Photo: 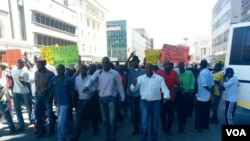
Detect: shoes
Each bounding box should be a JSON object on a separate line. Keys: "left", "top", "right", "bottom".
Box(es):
{"left": 165, "top": 129, "right": 173, "bottom": 136}
{"left": 16, "top": 126, "right": 25, "bottom": 132}
{"left": 210, "top": 118, "right": 219, "bottom": 124}
{"left": 191, "top": 129, "right": 201, "bottom": 133}
{"left": 36, "top": 131, "right": 46, "bottom": 139}
{"left": 93, "top": 130, "right": 99, "bottom": 136}
{"left": 8, "top": 129, "right": 16, "bottom": 134}
{"left": 178, "top": 126, "right": 184, "bottom": 134}
{"left": 48, "top": 131, "right": 55, "bottom": 137}
{"left": 131, "top": 130, "right": 139, "bottom": 136}
{"left": 35, "top": 129, "right": 46, "bottom": 135}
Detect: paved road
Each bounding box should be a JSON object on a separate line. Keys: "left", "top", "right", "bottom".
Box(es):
{"left": 1, "top": 99, "right": 250, "bottom": 141}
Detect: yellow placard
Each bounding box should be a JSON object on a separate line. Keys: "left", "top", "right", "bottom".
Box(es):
{"left": 39, "top": 46, "right": 54, "bottom": 65}
{"left": 145, "top": 49, "right": 161, "bottom": 65}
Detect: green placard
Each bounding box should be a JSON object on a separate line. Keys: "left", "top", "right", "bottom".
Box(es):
{"left": 52, "top": 45, "right": 78, "bottom": 66}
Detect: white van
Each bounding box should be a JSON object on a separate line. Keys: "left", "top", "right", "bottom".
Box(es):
{"left": 224, "top": 22, "right": 250, "bottom": 110}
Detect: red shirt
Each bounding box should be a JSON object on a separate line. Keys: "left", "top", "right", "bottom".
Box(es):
{"left": 119, "top": 73, "right": 126, "bottom": 89}
{"left": 157, "top": 69, "right": 179, "bottom": 101}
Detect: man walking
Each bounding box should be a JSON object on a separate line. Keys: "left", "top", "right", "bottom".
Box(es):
{"left": 83, "top": 57, "right": 125, "bottom": 141}
{"left": 131, "top": 63, "right": 170, "bottom": 141}
{"left": 11, "top": 58, "right": 32, "bottom": 131}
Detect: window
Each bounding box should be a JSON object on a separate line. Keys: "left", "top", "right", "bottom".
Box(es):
{"left": 80, "top": 0, "right": 82, "bottom": 6}
{"left": 18, "top": 5, "right": 26, "bottom": 40}
{"left": 45, "top": 17, "right": 50, "bottom": 26}
{"left": 50, "top": 19, "right": 54, "bottom": 27}
{"left": 87, "top": 19, "right": 90, "bottom": 27}
{"left": 64, "top": 0, "right": 68, "bottom": 6}
{"left": 58, "top": 22, "right": 62, "bottom": 29}
{"left": 37, "top": 35, "right": 42, "bottom": 45}
{"left": 41, "top": 15, "right": 45, "bottom": 24}
{"left": 230, "top": 26, "right": 250, "bottom": 65}
{"left": 35, "top": 13, "right": 40, "bottom": 23}
{"left": 48, "top": 37, "right": 51, "bottom": 45}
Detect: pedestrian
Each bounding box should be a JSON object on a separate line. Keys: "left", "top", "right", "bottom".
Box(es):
{"left": 131, "top": 63, "right": 170, "bottom": 141}
{"left": 48, "top": 64, "right": 74, "bottom": 141}
{"left": 0, "top": 84, "right": 15, "bottom": 134}
{"left": 193, "top": 59, "right": 214, "bottom": 132}
{"left": 210, "top": 62, "right": 224, "bottom": 124}
{"left": 34, "top": 57, "right": 56, "bottom": 138}
{"left": 65, "top": 65, "right": 76, "bottom": 134}
{"left": 188, "top": 63, "right": 200, "bottom": 117}
{"left": 11, "top": 58, "right": 32, "bottom": 131}
{"left": 68, "top": 64, "right": 99, "bottom": 141}
{"left": 176, "top": 61, "right": 195, "bottom": 133}
{"left": 83, "top": 57, "right": 125, "bottom": 141}
{"left": 156, "top": 60, "right": 179, "bottom": 135}
{"left": 125, "top": 53, "right": 145, "bottom": 135}
{"left": 223, "top": 67, "right": 239, "bottom": 125}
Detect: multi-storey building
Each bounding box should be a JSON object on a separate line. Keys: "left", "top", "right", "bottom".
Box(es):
{"left": 68, "top": 0, "right": 108, "bottom": 63}
{"left": 188, "top": 36, "right": 212, "bottom": 64}
{"left": 0, "top": 0, "right": 78, "bottom": 59}
{"left": 241, "top": 0, "right": 250, "bottom": 22}
{"left": 212, "top": 0, "right": 241, "bottom": 62}
{"left": 0, "top": 0, "right": 108, "bottom": 63}
{"left": 134, "top": 28, "right": 153, "bottom": 50}
{"left": 106, "top": 20, "right": 149, "bottom": 62}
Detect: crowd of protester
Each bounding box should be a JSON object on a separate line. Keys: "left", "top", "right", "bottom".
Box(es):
{"left": 0, "top": 52, "right": 239, "bottom": 141}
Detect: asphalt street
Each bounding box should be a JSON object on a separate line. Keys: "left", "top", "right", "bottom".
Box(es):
{"left": 1, "top": 99, "right": 250, "bottom": 141}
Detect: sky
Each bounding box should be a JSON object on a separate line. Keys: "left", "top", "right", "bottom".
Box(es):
{"left": 97, "top": 0, "right": 218, "bottom": 48}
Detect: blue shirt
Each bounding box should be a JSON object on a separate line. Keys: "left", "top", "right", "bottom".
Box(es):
{"left": 49, "top": 75, "right": 73, "bottom": 105}
{"left": 126, "top": 68, "right": 145, "bottom": 97}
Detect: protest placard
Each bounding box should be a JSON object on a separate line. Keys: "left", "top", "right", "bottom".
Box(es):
{"left": 1, "top": 49, "right": 22, "bottom": 66}
{"left": 52, "top": 45, "right": 79, "bottom": 66}
{"left": 145, "top": 49, "right": 161, "bottom": 65}
{"left": 160, "top": 44, "right": 189, "bottom": 64}
{"left": 39, "top": 46, "right": 54, "bottom": 65}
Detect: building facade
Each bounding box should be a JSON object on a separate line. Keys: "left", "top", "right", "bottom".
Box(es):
{"left": 106, "top": 20, "right": 148, "bottom": 62}
{"left": 212, "top": 0, "right": 241, "bottom": 62}
{"left": 188, "top": 36, "right": 212, "bottom": 64}
{"left": 0, "top": 0, "right": 108, "bottom": 64}
{"left": 68, "top": 0, "right": 108, "bottom": 63}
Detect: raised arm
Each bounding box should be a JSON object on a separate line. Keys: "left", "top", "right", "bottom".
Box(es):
{"left": 124, "top": 51, "right": 136, "bottom": 68}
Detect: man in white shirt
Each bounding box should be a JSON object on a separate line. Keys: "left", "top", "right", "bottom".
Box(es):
{"left": 193, "top": 59, "right": 214, "bottom": 132}
{"left": 11, "top": 58, "right": 32, "bottom": 131}
{"left": 130, "top": 63, "right": 170, "bottom": 141}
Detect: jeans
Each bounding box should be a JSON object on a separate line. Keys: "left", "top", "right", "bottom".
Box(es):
{"left": 129, "top": 96, "right": 141, "bottom": 132}
{"left": 35, "top": 95, "right": 56, "bottom": 133}
{"left": 140, "top": 100, "right": 161, "bottom": 141}
{"left": 0, "top": 100, "right": 15, "bottom": 131}
{"left": 56, "top": 104, "right": 70, "bottom": 141}
{"left": 99, "top": 96, "right": 116, "bottom": 141}
{"left": 71, "top": 98, "right": 99, "bottom": 141}
{"left": 13, "top": 93, "right": 32, "bottom": 127}
{"left": 194, "top": 100, "right": 210, "bottom": 131}
{"left": 210, "top": 95, "right": 221, "bottom": 120}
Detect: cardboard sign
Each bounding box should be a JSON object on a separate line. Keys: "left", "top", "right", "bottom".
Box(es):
{"left": 52, "top": 45, "right": 78, "bottom": 66}
{"left": 1, "top": 49, "right": 22, "bottom": 66}
{"left": 145, "top": 49, "right": 161, "bottom": 65}
{"left": 160, "top": 44, "right": 189, "bottom": 64}
{"left": 39, "top": 46, "right": 54, "bottom": 65}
